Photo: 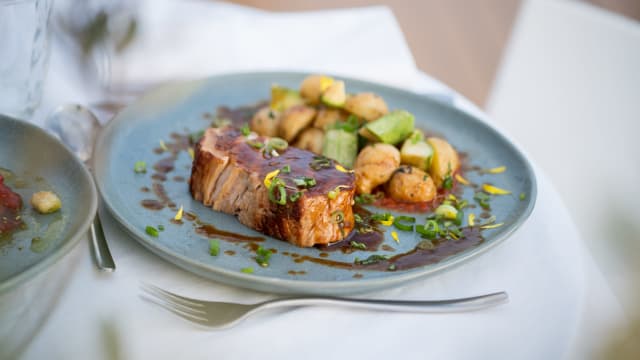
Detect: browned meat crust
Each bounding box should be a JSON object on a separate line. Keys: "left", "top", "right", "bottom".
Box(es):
{"left": 190, "top": 127, "right": 355, "bottom": 247}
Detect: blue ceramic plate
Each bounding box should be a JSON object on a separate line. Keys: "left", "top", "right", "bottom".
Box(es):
{"left": 93, "top": 72, "right": 536, "bottom": 295}
{"left": 0, "top": 115, "right": 97, "bottom": 293}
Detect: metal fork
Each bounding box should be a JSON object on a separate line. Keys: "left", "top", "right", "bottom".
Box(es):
{"left": 140, "top": 283, "right": 508, "bottom": 329}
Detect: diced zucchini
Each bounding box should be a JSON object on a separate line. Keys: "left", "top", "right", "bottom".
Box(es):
{"left": 270, "top": 85, "right": 304, "bottom": 111}
{"left": 321, "top": 80, "right": 346, "bottom": 108}
{"left": 400, "top": 130, "right": 433, "bottom": 170}
{"left": 322, "top": 129, "right": 358, "bottom": 168}
{"left": 358, "top": 110, "right": 414, "bottom": 145}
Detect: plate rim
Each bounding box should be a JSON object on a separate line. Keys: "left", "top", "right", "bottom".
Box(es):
{"left": 93, "top": 71, "right": 538, "bottom": 294}
{"left": 0, "top": 115, "right": 98, "bottom": 294}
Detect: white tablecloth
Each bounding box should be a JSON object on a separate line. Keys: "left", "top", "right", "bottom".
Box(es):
{"left": 22, "top": 1, "right": 624, "bottom": 359}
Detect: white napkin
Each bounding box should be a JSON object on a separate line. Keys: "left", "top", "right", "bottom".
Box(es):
{"left": 109, "top": 0, "right": 421, "bottom": 91}
{"left": 24, "top": 1, "right": 624, "bottom": 359}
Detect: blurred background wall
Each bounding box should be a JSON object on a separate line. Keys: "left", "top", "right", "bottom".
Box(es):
{"left": 229, "top": 0, "right": 640, "bottom": 107}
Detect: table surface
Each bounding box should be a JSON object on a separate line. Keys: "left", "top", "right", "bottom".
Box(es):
{"left": 19, "top": 2, "right": 625, "bottom": 359}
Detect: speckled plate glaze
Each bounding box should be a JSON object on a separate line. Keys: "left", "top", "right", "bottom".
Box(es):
{"left": 93, "top": 72, "right": 536, "bottom": 295}
{"left": 0, "top": 115, "right": 97, "bottom": 293}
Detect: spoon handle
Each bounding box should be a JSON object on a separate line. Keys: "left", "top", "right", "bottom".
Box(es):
{"left": 89, "top": 211, "right": 116, "bottom": 271}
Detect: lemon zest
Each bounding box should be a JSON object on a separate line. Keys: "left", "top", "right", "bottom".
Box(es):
{"left": 482, "top": 183, "right": 511, "bottom": 195}
{"left": 468, "top": 213, "right": 476, "bottom": 227}
{"left": 480, "top": 223, "right": 504, "bottom": 230}
{"left": 455, "top": 174, "right": 470, "bottom": 186}
{"left": 264, "top": 169, "right": 280, "bottom": 188}
{"left": 485, "top": 166, "right": 506, "bottom": 174}
{"left": 391, "top": 231, "right": 400, "bottom": 243}
{"left": 188, "top": 148, "right": 195, "bottom": 160}
{"left": 159, "top": 140, "right": 168, "bottom": 151}
{"left": 174, "top": 206, "right": 184, "bottom": 221}
{"left": 319, "top": 76, "right": 334, "bottom": 92}
{"left": 448, "top": 194, "right": 457, "bottom": 201}
{"left": 379, "top": 215, "right": 394, "bottom": 227}
{"left": 335, "top": 164, "right": 354, "bottom": 173}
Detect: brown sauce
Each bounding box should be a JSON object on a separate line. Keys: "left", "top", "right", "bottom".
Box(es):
{"left": 195, "top": 223, "right": 265, "bottom": 243}
{"left": 381, "top": 244, "right": 396, "bottom": 252}
{"left": 287, "top": 270, "right": 307, "bottom": 276}
{"left": 293, "top": 227, "right": 484, "bottom": 272}
{"left": 141, "top": 199, "right": 164, "bottom": 210}
{"left": 173, "top": 176, "right": 185, "bottom": 182}
{"left": 140, "top": 186, "right": 150, "bottom": 193}
{"left": 224, "top": 250, "right": 236, "bottom": 256}
{"left": 153, "top": 157, "right": 176, "bottom": 173}
{"left": 151, "top": 173, "right": 167, "bottom": 182}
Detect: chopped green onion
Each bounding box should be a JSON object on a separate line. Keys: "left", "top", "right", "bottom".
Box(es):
{"left": 327, "top": 190, "right": 337, "bottom": 200}
{"left": 393, "top": 216, "right": 416, "bottom": 231}
{"left": 473, "top": 192, "right": 491, "bottom": 209}
{"left": 355, "top": 193, "right": 381, "bottom": 205}
{"left": 354, "top": 254, "right": 390, "bottom": 265}
{"left": 267, "top": 137, "right": 288, "bottom": 151}
{"left": 435, "top": 204, "right": 458, "bottom": 220}
{"left": 158, "top": 225, "right": 165, "bottom": 231}
{"left": 416, "top": 220, "right": 439, "bottom": 239}
{"left": 134, "top": 161, "right": 147, "bottom": 173}
{"left": 247, "top": 140, "right": 265, "bottom": 149}
{"left": 354, "top": 214, "right": 363, "bottom": 223}
{"left": 454, "top": 209, "right": 464, "bottom": 226}
{"left": 255, "top": 246, "right": 272, "bottom": 267}
{"left": 281, "top": 164, "right": 291, "bottom": 173}
{"left": 293, "top": 176, "right": 316, "bottom": 188}
{"left": 289, "top": 191, "right": 302, "bottom": 202}
{"left": 331, "top": 210, "right": 345, "bottom": 224}
{"left": 240, "top": 123, "right": 251, "bottom": 136}
{"left": 209, "top": 239, "right": 220, "bottom": 256}
{"left": 442, "top": 175, "right": 453, "bottom": 190}
{"left": 145, "top": 226, "right": 159, "bottom": 237}
{"left": 241, "top": 267, "right": 254, "bottom": 274}
{"left": 387, "top": 264, "right": 397, "bottom": 271}
{"left": 268, "top": 181, "right": 287, "bottom": 205}
{"left": 309, "top": 156, "right": 332, "bottom": 171}
{"left": 519, "top": 192, "right": 526, "bottom": 200}
{"left": 350, "top": 241, "right": 367, "bottom": 250}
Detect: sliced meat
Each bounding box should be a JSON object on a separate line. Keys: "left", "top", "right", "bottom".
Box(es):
{"left": 0, "top": 174, "right": 24, "bottom": 236}
{"left": 190, "top": 127, "right": 355, "bottom": 247}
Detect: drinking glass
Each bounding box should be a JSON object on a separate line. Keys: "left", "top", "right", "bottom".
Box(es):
{"left": 0, "top": 0, "right": 52, "bottom": 119}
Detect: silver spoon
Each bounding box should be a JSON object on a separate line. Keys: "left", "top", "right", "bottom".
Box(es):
{"left": 46, "top": 104, "right": 116, "bottom": 272}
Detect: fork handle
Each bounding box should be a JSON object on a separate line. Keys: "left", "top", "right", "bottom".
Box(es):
{"left": 262, "top": 292, "right": 508, "bottom": 313}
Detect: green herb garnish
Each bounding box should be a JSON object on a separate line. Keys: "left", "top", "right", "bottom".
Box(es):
{"left": 145, "top": 226, "right": 159, "bottom": 237}
{"left": 158, "top": 225, "right": 165, "bottom": 231}
{"left": 519, "top": 192, "right": 526, "bottom": 200}
{"left": 293, "top": 176, "right": 316, "bottom": 188}
{"left": 309, "top": 156, "right": 332, "bottom": 171}
{"left": 281, "top": 164, "right": 291, "bottom": 173}
{"left": 267, "top": 179, "right": 287, "bottom": 205}
{"left": 134, "top": 161, "right": 147, "bottom": 173}
{"left": 350, "top": 241, "right": 367, "bottom": 250}
{"left": 267, "top": 137, "right": 288, "bottom": 151}
{"left": 189, "top": 130, "right": 204, "bottom": 144}
{"left": 354, "top": 193, "right": 382, "bottom": 205}
{"left": 241, "top": 267, "right": 254, "bottom": 274}
{"left": 473, "top": 192, "right": 491, "bottom": 209}
{"left": 443, "top": 174, "right": 453, "bottom": 190}
{"left": 209, "top": 239, "right": 220, "bottom": 256}
{"left": 255, "top": 246, "right": 272, "bottom": 267}
{"left": 393, "top": 216, "right": 416, "bottom": 231}
{"left": 416, "top": 220, "right": 439, "bottom": 239}
{"left": 240, "top": 123, "right": 251, "bottom": 136}
{"left": 289, "top": 191, "right": 302, "bottom": 202}
{"left": 355, "top": 254, "right": 390, "bottom": 265}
